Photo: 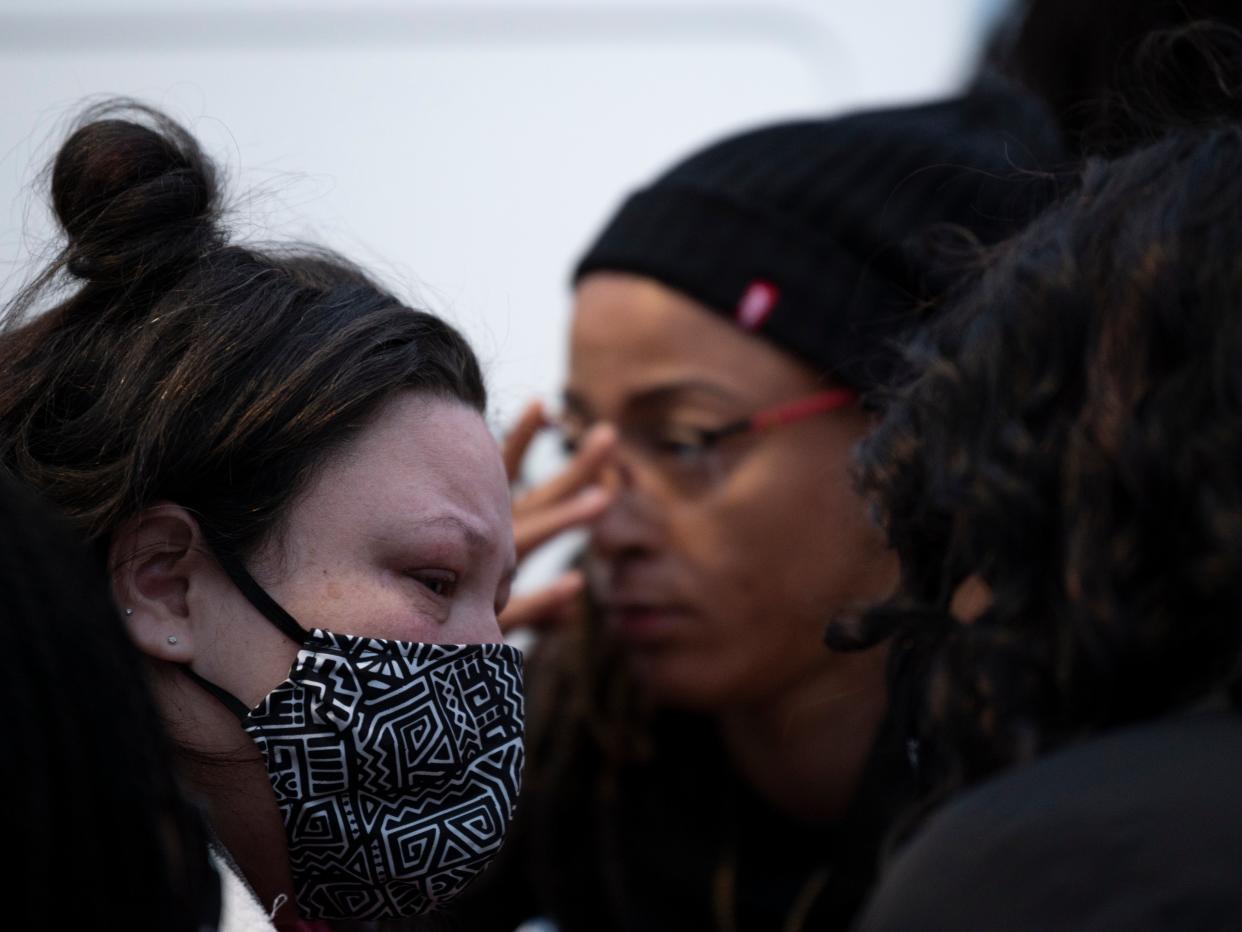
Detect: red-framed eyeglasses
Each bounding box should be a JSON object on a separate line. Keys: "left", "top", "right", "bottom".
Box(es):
{"left": 555, "top": 387, "right": 858, "bottom": 489}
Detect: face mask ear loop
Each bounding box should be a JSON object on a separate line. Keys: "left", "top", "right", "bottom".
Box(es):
{"left": 177, "top": 535, "right": 310, "bottom": 721}
{"left": 211, "top": 548, "right": 309, "bottom": 645}
{"left": 181, "top": 666, "right": 252, "bottom": 721}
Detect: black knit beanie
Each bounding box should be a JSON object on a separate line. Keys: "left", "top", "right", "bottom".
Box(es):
{"left": 574, "top": 78, "right": 1067, "bottom": 390}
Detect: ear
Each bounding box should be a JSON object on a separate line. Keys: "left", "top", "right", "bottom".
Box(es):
{"left": 110, "top": 503, "right": 214, "bottom": 663}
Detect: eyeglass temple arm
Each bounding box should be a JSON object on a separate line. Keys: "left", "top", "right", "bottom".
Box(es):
{"left": 750, "top": 388, "right": 858, "bottom": 431}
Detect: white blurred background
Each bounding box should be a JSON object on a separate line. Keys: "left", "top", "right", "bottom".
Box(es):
{"left": 0, "top": 0, "right": 1009, "bottom": 588}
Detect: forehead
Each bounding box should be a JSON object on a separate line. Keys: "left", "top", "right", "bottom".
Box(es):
{"left": 281, "top": 393, "right": 512, "bottom": 555}
{"left": 568, "top": 272, "right": 821, "bottom": 413}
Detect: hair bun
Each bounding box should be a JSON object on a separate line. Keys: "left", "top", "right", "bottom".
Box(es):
{"left": 52, "top": 103, "right": 219, "bottom": 285}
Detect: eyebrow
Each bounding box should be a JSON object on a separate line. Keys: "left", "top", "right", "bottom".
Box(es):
{"left": 562, "top": 379, "right": 745, "bottom": 419}
{"left": 421, "top": 514, "right": 518, "bottom": 582}
{"left": 418, "top": 514, "right": 492, "bottom": 555}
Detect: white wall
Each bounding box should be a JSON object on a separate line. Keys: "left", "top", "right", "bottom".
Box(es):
{"left": 0, "top": 0, "right": 1001, "bottom": 586}
{"left": 0, "top": 0, "right": 1002, "bottom": 419}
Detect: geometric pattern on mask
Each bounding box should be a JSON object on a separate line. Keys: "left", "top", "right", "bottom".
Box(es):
{"left": 243, "top": 631, "right": 525, "bottom": 920}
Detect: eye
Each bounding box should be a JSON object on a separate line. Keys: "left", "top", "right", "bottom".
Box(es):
{"left": 406, "top": 570, "right": 458, "bottom": 599}
{"left": 647, "top": 426, "right": 711, "bottom": 462}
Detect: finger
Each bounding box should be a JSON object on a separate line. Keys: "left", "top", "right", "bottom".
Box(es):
{"left": 499, "top": 571, "right": 585, "bottom": 633}
{"left": 515, "top": 485, "right": 613, "bottom": 558}
{"left": 502, "top": 400, "right": 548, "bottom": 481}
{"left": 518, "top": 422, "right": 618, "bottom": 512}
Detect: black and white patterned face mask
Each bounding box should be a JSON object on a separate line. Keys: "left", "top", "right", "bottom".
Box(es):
{"left": 187, "top": 551, "right": 525, "bottom": 921}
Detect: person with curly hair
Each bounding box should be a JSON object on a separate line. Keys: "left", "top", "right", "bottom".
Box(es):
{"left": 845, "top": 124, "right": 1242, "bottom": 931}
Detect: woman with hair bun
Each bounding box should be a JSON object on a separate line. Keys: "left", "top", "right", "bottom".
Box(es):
{"left": 0, "top": 101, "right": 525, "bottom": 930}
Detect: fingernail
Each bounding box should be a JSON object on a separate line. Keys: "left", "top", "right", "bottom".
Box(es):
{"left": 586, "top": 423, "right": 618, "bottom": 447}
{"left": 577, "top": 486, "right": 611, "bottom": 509}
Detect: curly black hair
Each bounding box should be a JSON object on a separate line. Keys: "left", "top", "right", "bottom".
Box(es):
{"left": 984, "top": 3, "right": 1242, "bottom": 156}
{"left": 834, "top": 124, "right": 1242, "bottom": 796}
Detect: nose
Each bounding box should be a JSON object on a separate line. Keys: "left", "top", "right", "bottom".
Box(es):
{"left": 597, "top": 441, "right": 636, "bottom": 495}
{"left": 589, "top": 459, "right": 662, "bottom": 560}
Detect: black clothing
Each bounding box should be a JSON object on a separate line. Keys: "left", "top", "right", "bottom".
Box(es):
{"left": 446, "top": 704, "right": 913, "bottom": 932}
{"left": 853, "top": 706, "right": 1242, "bottom": 931}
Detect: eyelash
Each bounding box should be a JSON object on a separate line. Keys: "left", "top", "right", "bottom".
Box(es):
{"left": 406, "top": 570, "right": 458, "bottom": 599}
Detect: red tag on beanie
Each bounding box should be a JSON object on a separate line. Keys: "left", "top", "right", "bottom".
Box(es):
{"left": 736, "top": 280, "right": 778, "bottom": 330}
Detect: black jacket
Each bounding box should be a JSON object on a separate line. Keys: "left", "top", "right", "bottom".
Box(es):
{"left": 853, "top": 705, "right": 1242, "bottom": 931}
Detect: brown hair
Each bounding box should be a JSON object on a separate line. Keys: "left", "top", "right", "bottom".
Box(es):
{"left": 0, "top": 100, "right": 485, "bottom": 560}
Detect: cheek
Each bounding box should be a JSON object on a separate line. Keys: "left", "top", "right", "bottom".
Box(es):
{"left": 271, "top": 565, "right": 448, "bottom": 642}
{"left": 666, "top": 490, "right": 812, "bottom": 652}
{"left": 674, "top": 446, "right": 887, "bottom": 629}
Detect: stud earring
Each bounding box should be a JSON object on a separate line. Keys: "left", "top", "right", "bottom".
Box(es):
{"left": 167, "top": 635, "right": 178, "bottom": 645}
{"left": 124, "top": 608, "right": 134, "bottom": 616}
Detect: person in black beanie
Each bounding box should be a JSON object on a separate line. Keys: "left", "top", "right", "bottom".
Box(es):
{"left": 437, "top": 80, "right": 1065, "bottom": 932}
